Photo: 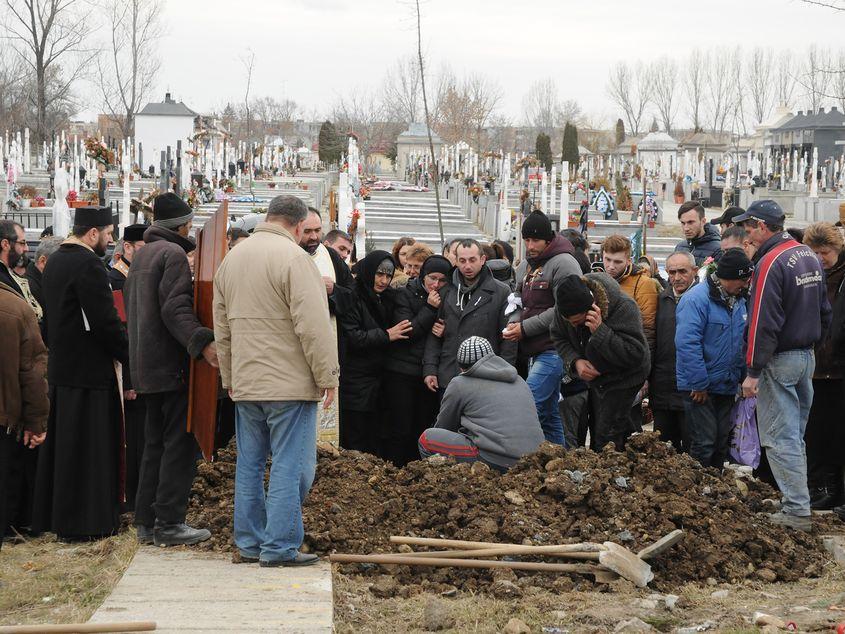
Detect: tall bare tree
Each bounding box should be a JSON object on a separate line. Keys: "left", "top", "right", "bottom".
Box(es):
{"left": 801, "top": 44, "right": 831, "bottom": 112}
{"left": 606, "top": 61, "right": 650, "bottom": 136}
{"left": 648, "top": 56, "right": 678, "bottom": 134}
{"left": 241, "top": 50, "right": 255, "bottom": 141}
{"left": 728, "top": 47, "right": 748, "bottom": 135}
{"left": 431, "top": 66, "right": 502, "bottom": 151}
{"left": 774, "top": 50, "right": 798, "bottom": 109}
{"left": 382, "top": 55, "right": 421, "bottom": 124}
{"left": 684, "top": 49, "right": 706, "bottom": 133}
{"left": 746, "top": 47, "right": 774, "bottom": 125}
{"left": 522, "top": 78, "right": 561, "bottom": 135}
{"left": 834, "top": 49, "right": 845, "bottom": 113}
{"left": 98, "top": 0, "right": 163, "bottom": 140}
{"left": 706, "top": 49, "right": 733, "bottom": 135}
{"left": 5, "top": 0, "right": 95, "bottom": 143}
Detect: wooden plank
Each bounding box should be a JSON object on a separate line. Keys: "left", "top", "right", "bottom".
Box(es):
{"left": 187, "top": 200, "right": 228, "bottom": 459}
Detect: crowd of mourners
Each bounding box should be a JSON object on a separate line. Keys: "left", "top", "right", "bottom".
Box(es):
{"left": 0, "top": 193, "right": 842, "bottom": 567}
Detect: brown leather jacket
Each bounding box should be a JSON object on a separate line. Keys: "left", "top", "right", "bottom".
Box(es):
{"left": 0, "top": 282, "right": 48, "bottom": 434}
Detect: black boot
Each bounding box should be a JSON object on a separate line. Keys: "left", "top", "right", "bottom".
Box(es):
{"left": 811, "top": 487, "right": 838, "bottom": 510}
{"left": 153, "top": 521, "right": 211, "bottom": 547}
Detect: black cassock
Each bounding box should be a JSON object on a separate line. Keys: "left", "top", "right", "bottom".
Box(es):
{"left": 33, "top": 242, "right": 128, "bottom": 540}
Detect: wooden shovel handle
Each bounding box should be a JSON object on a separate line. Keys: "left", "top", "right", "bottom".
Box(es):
{"left": 0, "top": 622, "right": 156, "bottom": 633}
{"left": 330, "top": 552, "right": 602, "bottom": 575}
{"left": 397, "top": 545, "right": 600, "bottom": 560}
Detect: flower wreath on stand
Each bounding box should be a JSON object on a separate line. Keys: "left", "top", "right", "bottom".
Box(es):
{"left": 84, "top": 137, "right": 115, "bottom": 168}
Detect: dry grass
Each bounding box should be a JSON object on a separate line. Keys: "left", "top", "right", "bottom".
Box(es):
{"left": 0, "top": 531, "right": 138, "bottom": 626}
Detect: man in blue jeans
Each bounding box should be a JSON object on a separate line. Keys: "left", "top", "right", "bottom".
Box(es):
{"left": 737, "top": 200, "right": 831, "bottom": 532}
{"left": 213, "top": 196, "right": 339, "bottom": 566}
{"left": 675, "top": 248, "right": 752, "bottom": 468}
{"left": 503, "top": 212, "right": 582, "bottom": 444}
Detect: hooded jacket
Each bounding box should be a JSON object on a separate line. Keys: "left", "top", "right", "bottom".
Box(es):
{"left": 675, "top": 275, "right": 747, "bottom": 395}
{"left": 513, "top": 234, "right": 582, "bottom": 356}
{"left": 125, "top": 225, "right": 214, "bottom": 394}
{"left": 338, "top": 251, "right": 397, "bottom": 411}
{"left": 0, "top": 282, "right": 48, "bottom": 434}
{"left": 746, "top": 232, "right": 831, "bottom": 377}
{"left": 434, "top": 353, "right": 544, "bottom": 468}
{"left": 550, "top": 272, "right": 650, "bottom": 391}
{"left": 616, "top": 263, "right": 661, "bottom": 354}
{"left": 675, "top": 223, "right": 721, "bottom": 266}
{"left": 423, "top": 265, "right": 516, "bottom": 388}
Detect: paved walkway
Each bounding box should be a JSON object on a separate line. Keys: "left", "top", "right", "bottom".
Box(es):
{"left": 88, "top": 548, "right": 332, "bottom": 633}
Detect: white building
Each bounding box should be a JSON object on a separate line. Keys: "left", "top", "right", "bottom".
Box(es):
{"left": 134, "top": 93, "right": 198, "bottom": 172}
{"left": 396, "top": 122, "right": 442, "bottom": 176}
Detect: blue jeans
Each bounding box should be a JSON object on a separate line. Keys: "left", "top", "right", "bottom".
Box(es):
{"left": 234, "top": 401, "right": 317, "bottom": 563}
{"left": 527, "top": 351, "right": 565, "bottom": 445}
{"left": 757, "top": 350, "right": 814, "bottom": 517}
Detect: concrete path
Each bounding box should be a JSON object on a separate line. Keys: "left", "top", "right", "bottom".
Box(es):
{"left": 88, "top": 548, "right": 332, "bottom": 633}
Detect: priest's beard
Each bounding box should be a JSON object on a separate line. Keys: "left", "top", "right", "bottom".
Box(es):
{"left": 303, "top": 240, "right": 320, "bottom": 255}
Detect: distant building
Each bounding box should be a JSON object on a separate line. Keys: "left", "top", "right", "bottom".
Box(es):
{"left": 134, "top": 92, "right": 199, "bottom": 172}
{"left": 396, "top": 122, "right": 442, "bottom": 175}
{"left": 768, "top": 107, "right": 845, "bottom": 161}
{"left": 96, "top": 114, "right": 126, "bottom": 145}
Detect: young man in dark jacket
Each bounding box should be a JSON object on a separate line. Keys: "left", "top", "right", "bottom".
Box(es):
{"left": 423, "top": 240, "right": 516, "bottom": 392}
{"left": 550, "top": 273, "right": 650, "bottom": 451}
{"left": 504, "top": 212, "right": 581, "bottom": 445}
{"left": 737, "top": 200, "right": 831, "bottom": 531}
{"left": 650, "top": 251, "right": 698, "bottom": 452}
{"left": 675, "top": 201, "right": 721, "bottom": 266}
{"left": 675, "top": 249, "right": 752, "bottom": 469}
{"left": 418, "top": 336, "right": 543, "bottom": 471}
{"left": 124, "top": 193, "right": 216, "bottom": 547}
{"left": 384, "top": 255, "right": 451, "bottom": 465}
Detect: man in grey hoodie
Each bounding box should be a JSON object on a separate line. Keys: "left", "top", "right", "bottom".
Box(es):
{"left": 418, "top": 336, "right": 544, "bottom": 471}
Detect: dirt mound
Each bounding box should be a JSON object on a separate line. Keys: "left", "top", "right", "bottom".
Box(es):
{"left": 186, "top": 433, "right": 831, "bottom": 592}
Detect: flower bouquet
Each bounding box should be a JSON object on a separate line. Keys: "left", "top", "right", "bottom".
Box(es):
{"left": 85, "top": 137, "right": 115, "bottom": 167}
{"left": 359, "top": 186, "right": 370, "bottom": 200}
{"left": 184, "top": 188, "right": 199, "bottom": 209}
{"left": 33, "top": 195, "right": 46, "bottom": 208}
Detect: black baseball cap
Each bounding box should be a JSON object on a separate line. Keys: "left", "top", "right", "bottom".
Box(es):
{"left": 711, "top": 206, "right": 744, "bottom": 225}
{"left": 733, "top": 200, "right": 785, "bottom": 225}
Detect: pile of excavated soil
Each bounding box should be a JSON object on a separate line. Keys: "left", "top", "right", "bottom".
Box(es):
{"left": 186, "top": 433, "right": 832, "bottom": 592}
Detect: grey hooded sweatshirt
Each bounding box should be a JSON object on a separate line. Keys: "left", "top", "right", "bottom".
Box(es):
{"left": 434, "top": 353, "right": 544, "bottom": 468}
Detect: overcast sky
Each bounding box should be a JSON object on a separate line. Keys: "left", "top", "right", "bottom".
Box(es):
{"left": 83, "top": 0, "right": 843, "bottom": 127}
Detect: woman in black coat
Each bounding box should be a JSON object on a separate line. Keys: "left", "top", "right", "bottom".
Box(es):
{"left": 382, "top": 255, "right": 452, "bottom": 465}
{"left": 338, "top": 251, "right": 411, "bottom": 454}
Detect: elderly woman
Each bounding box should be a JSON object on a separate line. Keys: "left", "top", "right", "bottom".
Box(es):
{"left": 338, "top": 251, "right": 412, "bottom": 454}
{"left": 803, "top": 222, "right": 845, "bottom": 510}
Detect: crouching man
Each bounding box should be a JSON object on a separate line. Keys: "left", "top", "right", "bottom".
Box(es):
{"left": 418, "top": 336, "right": 544, "bottom": 471}
{"left": 551, "top": 274, "right": 650, "bottom": 451}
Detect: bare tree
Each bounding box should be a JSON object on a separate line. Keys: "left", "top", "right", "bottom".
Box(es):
{"left": 431, "top": 66, "right": 502, "bottom": 151}
{"left": 648, "top": 56, "right": 678, "bottom": 134}
{"left": 728, "top": 47, "right": 748, "bottom": 135}
{"left": 746, "top": 47, "right": 773, "bottom": 125}
{"left": 801, "top": 44, "right": 831, "bottom": 112}
{"left": 241, "top": 50, "right": 255, "bottom": 141}
{"left": 464, "top": 73, "right": 503, "bottom": 152}
{"left": 522, "top": 78, "right": 561, "bottom": 135}
{"left": 684, "top": 49, "right": 706, "bottom": 133}
{"left": 382, "top": 55, "right": 420, "bottom": 123}
{"left": 834, "top": 49, "right": 845, "bottom": 113}
{"left": 606, "top": 62, "right": 649, "bottom": 136}
{"left": 774, "top": 50, "right": 798, "bottom": 109}
{"left": 330, "top": 90, "right": 402, "bottom": 155}
{"left": 706, "top": 49, "right": 733, "bottom": 135}
{"left": 97, "top": 0, "right": 163, "bottom": 140}
{"left": 5, "top": 0, "right": 96, "bottom": 143}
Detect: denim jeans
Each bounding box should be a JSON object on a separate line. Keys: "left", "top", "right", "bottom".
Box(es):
{"left": 683, "top": 394, "right": 735, "bottom": 468}
{"left": 527, "top": 351, "right": 565, "bottom": 445}
{"left": 757, "top": 349, "right": 815, "bottom": 517}
{"left": 234, "top": 401, "right": 317, "bottom": 563}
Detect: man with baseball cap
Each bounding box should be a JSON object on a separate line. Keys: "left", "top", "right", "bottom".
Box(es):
{"left": 710, "top": 206, "right": 744, "bottom": 230}
{"left": 675, "top": 248, "right": 753, "bottom": 469}
{"left": 737, "top": 199, "right": 831, "bottom": 531}
{"left": 418, "top": 336, "right": 543, "bottom": 471}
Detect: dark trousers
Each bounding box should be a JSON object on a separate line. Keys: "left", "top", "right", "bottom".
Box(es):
{"left": 589, "top": 383, "right": 642, "bottom": 451}
{"left": 0, "top": 432, "right": 14, "bottom": 549}
{"left": 559, "top": 389, "right": 589, "bottom": 448}
{"left": 134, "top": 391, "right": 200, "bottom": 527}
{"left": 339, "top": 408, "right": 377, "bottom": 455}
{"left": 381, "top": 373, "right": 439, "bottom": 466}
{"left": 805, "top": 379, "right": 844, "bottom": 489}
{"left": 652, "top": 408, "right": 689, "bottom": 453}
{"left": 124, "top": 397, "right": 146, "bottom": 510}
{"left": 683, "top": 394, "right": 735, "bottom": 468}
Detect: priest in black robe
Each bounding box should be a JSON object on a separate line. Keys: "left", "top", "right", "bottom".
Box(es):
{"left": 33, "top": 206, "right": 128, "bottom": 541}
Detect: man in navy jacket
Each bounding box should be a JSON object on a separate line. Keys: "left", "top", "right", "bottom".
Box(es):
{"left": 738, "top": 200, "right": 831, "bottom": 532}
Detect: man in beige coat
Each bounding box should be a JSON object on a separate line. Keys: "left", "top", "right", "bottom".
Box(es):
{"left": 213, "top": 195, "right": 338, "bottom": 567}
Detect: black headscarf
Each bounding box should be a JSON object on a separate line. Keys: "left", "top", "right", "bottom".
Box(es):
{"left": 354, "top": 250, "right": 395, "bottom": 327}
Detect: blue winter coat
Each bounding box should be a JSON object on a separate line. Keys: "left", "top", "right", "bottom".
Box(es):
{"left": 675, "top": 276, "right": 747, "bottom": 395}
